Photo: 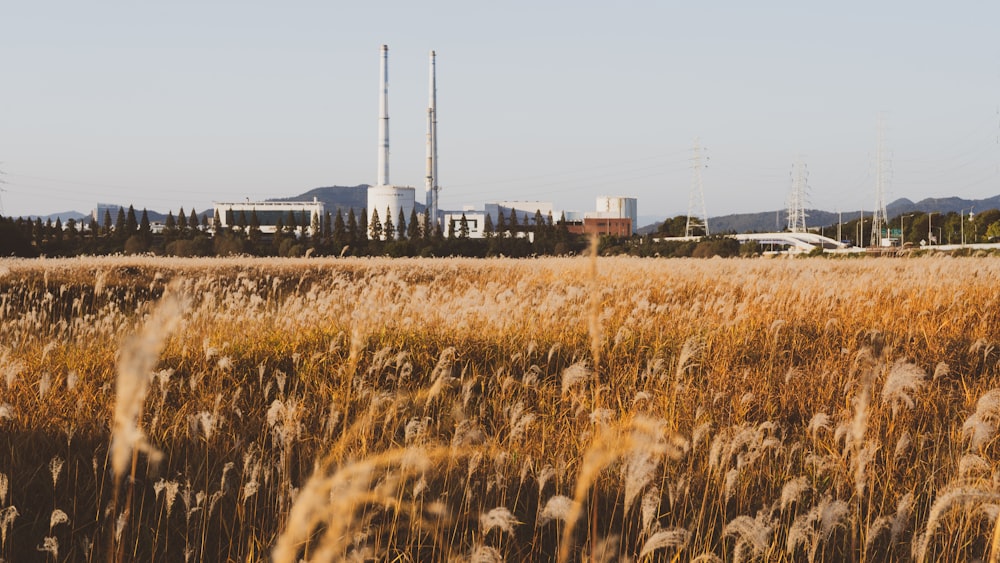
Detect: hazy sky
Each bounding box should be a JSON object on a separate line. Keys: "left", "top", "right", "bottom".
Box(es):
{"left": 2, "top": 1, "right": 998, "bottom": 221}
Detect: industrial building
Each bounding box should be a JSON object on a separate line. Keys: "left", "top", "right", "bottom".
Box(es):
{"left": 213, "top": 199, "right": 324, "bottom": 235}
{"left": 566, "top": 217, "right": 633, "bottom": 237}
{"left": 484, "top": 201, "right": 554, "bottom": 227}
{"left": 443, "top": 209, "right": 486, "bottom": 238}
{"left": 592, "top": 196, "right": 638, "bottom": 234}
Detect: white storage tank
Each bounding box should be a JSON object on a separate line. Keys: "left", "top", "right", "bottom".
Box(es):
{"left": 367, "top": 185, "right": 416, "bottom": 239}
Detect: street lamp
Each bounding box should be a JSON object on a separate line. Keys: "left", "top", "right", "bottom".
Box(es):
{"left": 961, "top": 207, "right": 975, "bottom": 246}
{"left": 899, "top": 214, "right": 913, "bottom": 247}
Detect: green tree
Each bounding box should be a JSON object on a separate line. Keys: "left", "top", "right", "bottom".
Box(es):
{"left": 459, "top": 213, "right": 470, "bottom": 238}
{"left": 383, "top": 207, "right": 395, "bottom": 240}
{"left": 369, "top": 208, "right": 382, "bottom": 240}
{"left": 509, "top": 208, "right": 518, "bottom": 235}
{"left": 248, "top": 210, "right": 261, "bottom": 244}
{"left": 103, "top": 209, "right": 114, "bottom": 236}
{"left": 125, "top": 205, "right": 138, "bottom": 235}
{"left": 347, "top": 208, "right": 358, "bottom": 244}
{"left": 139, "top": 209, "right": 151, "bottom": 238}
{"left": 496, "top": 212, "right": 507, "bottom": 239}
{"left": 164, "top": 211, "right": 177, "bottom": 239}
{"left": 483, "top": 213, "right": 495, "bottom": 239}
{"left": 396, "top": 206, "right": 407, "bottom": 241}
{"left": 189, "top": 208, "right": 200, "bottom": 231}
{"left": 333, "top": 209, "right": 347, "bottom": 247}
{"left": 177, "top": 207, "right": 188, "bottom": 231}
{"left": 114, "top": 207, "right": 127, "bottom": 239}
{"left": 408, "top": 208, "right": 420, "bottom": 240}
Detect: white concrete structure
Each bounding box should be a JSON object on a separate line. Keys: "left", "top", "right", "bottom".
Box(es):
{"left": 425, "top": 50, "right": 440, "bottom": 232}
{"left": 377, "top": 44, "right": 390, "bottom": 187}
{"left": 368, "top": 185, "right": 416, "bottom": 239}
{"left": 443, "top": 211, "right": 486, "bottom": 238}
{"left": 367, "top": 44, "right": 416, "bottom": 240}
{"left": 214, "top": 199, "right": 324, "bottom": 235}
{"left": 485, "top": 201, "right": 553, "bottom": 227}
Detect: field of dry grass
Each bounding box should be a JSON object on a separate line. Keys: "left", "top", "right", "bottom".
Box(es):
{"left": 2, "top": 253, "right": 1000, "bottom": 561}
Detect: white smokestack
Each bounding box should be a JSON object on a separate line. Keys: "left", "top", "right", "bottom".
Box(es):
{"left": 377, "top": 44, "right": 390, "bottom": 187}
{"left": 425, "top": 50, "right": 438, "bottom": 229}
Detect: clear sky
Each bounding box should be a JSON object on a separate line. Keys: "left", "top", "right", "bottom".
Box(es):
{"left": 1, "top": 1, "right": 998, "bottom": 222}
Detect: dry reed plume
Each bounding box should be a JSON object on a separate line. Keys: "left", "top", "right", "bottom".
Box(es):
{"left": 1, "top": 254, "right": 1000, "bottom": 560}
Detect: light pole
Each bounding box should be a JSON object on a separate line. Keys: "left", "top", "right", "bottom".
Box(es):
{"left": 961, "top": 207, "right": 975, "bottom": 246}
{"left": 899, "top": 214, "right": 912, "bottom": 247}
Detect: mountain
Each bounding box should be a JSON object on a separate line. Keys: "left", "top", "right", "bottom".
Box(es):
{"left": 638, "top": 194, "right": 1000, "bottom": 235}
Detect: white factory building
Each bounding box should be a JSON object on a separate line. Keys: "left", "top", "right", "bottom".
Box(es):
{"left": 443, "top": 208, "right": 487, "bottom": 238}
{"left": 213, "top": 199, "right": 324, "bottom": 235}
{"left": 484, "top": 201, "right": 555, "bottom": 227}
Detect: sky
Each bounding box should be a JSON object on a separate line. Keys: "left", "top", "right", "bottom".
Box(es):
{"left": 1, "top": 1, "right": 998, "bottom": 222}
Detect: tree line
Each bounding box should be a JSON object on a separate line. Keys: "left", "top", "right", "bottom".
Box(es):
{"left": 0, "top": 205, "right": 595, "bottom": 258}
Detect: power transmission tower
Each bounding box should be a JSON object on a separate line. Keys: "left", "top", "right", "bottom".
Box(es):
{"left": 786, "top": 157, "right": 809, "bottom": 233}
{"left": 686, "top": 139, "right": 709, "bottom": 237}
{"left": 870, "top": 114, "right": 891, "bottom": 247}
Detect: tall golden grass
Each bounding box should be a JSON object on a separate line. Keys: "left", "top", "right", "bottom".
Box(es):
{"left": 1, "top": 254, "right": 1000, "bottom": 561}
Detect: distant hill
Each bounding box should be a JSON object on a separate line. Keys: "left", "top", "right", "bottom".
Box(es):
{"left": 638, "top": 194, "right": 1000, "bottom": 235}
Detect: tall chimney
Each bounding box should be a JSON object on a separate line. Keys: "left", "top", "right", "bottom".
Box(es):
{"left": 377, "top": 44, "right": 390, "bottom": 187}
{"left": 425, "top": 50, "right": 438, "bottom": 227}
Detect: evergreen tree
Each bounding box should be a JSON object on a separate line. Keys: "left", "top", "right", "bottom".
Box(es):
{"left": 347, "top": 209, "right": 358, "bottom": 244}
{"left": 33, "top": 218, "right": 43, "bottom": 246}
{"left": 249, "top": 210, "right": 261, "bottom": 242}
{"left": 383, "top": 207, "right": 395, "bottom": 240}
{"left": 483, "top": 213, "right": 495, "bottom": 239}
{"left": 272, "top": 217, "right": 286, "bottom": 253}
{"left": 459, "top": 213, "right": 470, "bottom": 238}
{"left": 53, "top": 217, "right": 63, "bottom": 242}
{"left": 189, "top": 208, "right": 199, "bottom": 231}
{"left": 225, "top": 209, "right": 235, "bottom": 232}
{"left": 214, "top": 209, "right": 223, "bottom": 232}
{"left": 324, "top": 211, "right": 333, "bottom": 239}
{"left": 369, "top": 208, "right": 382, "bottom": 240}
{"left": 396, "top": 206, "right": 406, "bottom": 241}
{"left": 286, "top": 210, "right": 298, "bottom": 234}
{"left": 359, "top": 208, "right": 368, "bottom": 240}
{"left": 125, "top": 205, "right": 138, "bottom": 235}
{"left": 88, "top": 217, "right": 99, "bottom": 238}
{"left": 496, "top": 212, "right": 507, "bottom": 239}
{"left": 164, "top": 211, "right": 177, "bottom": 236}
{"left": 408, "top": 207, "right": 420, "bottom": 240}
{"left": 447, "top": 218, "right": 455, "bottom": 239}
{"left": 177, "top": 207, "right": 188, "bottom": 231}
{"left": 103, "top": 209, "right": 113, "bottom": 236}
{"left": 237, "top": 210, "right": 248, "bottom": 233}
{"left": 139, "top": 209, "right": 151, "bottom": 238}
{"left": 422, "top": 211, "right": 431, "bottom": 240}
{"left": 509, "top": 208, "right": 519, "bottom": 236}
{"left": 333, "top": 209, "right": 347, "bottom": 247}
{"left": 201, "top": 213, "right": 209, "bottom": 230}
{"left": 115, "top": 207, "right": 127, "bottom": 238}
